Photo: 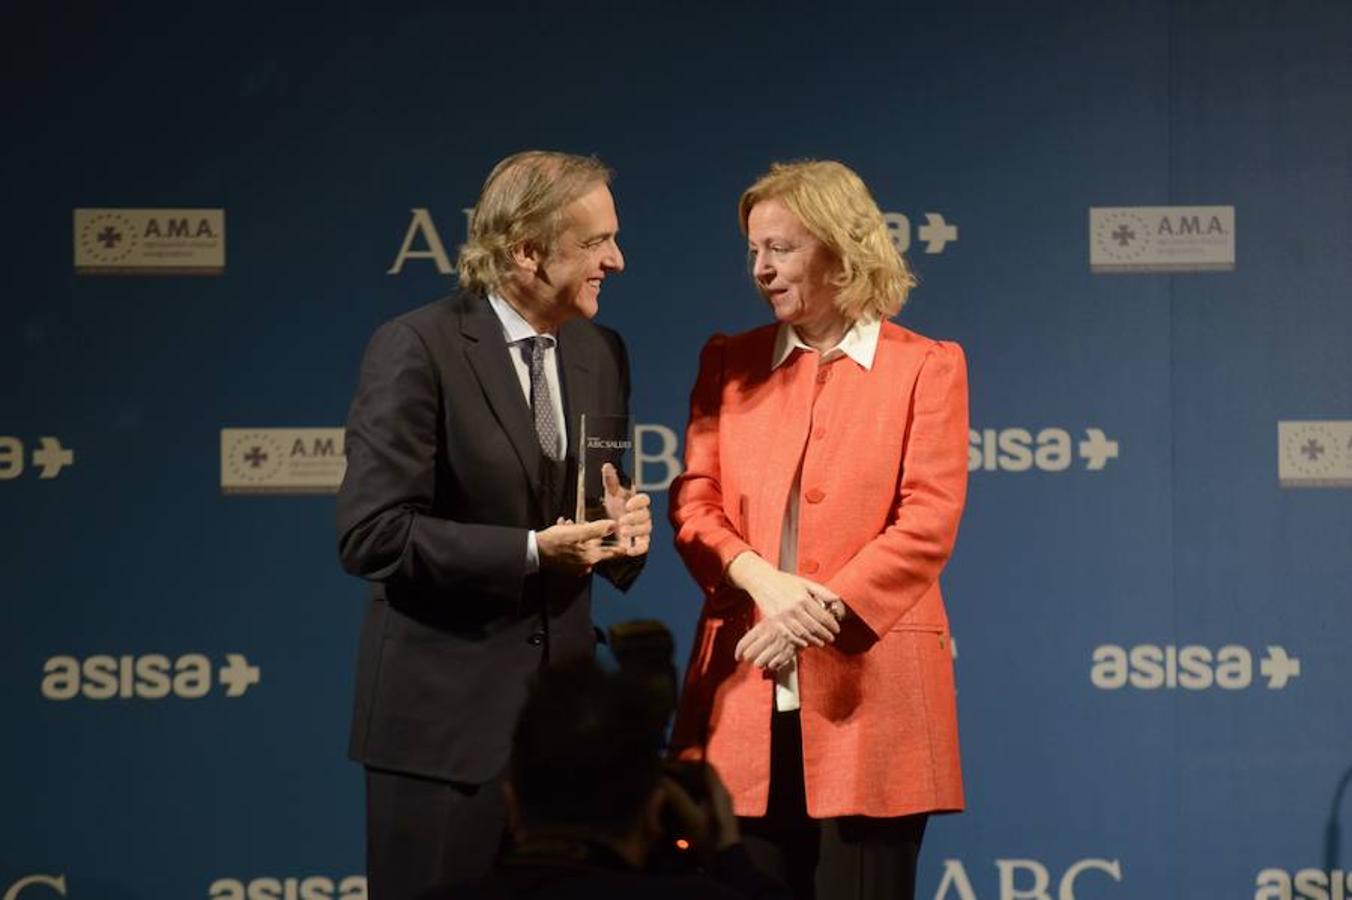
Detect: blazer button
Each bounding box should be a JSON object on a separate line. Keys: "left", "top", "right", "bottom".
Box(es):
{"left": 802, "top": 560, "right": 820, "bottom": 575}
{"left": 812, "top": 426, "right": 826, "bottom": 440}
{"left": 527, "top": 630, "right": 545, "bottom": 646}
{"left": 816, "top": 369, "right": 831, "bottom": 384}
{"left": 804, "top": 488, "right": 825, "bottom": 503}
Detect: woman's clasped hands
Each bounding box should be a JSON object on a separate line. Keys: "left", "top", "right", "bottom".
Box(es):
{"left": 727, "top": 552, "right": 847, "bottom": 672}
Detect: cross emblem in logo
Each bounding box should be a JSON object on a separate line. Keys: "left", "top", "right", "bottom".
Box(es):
{"left": 243, "top": 446, "right": 269, "bottom": 468}
{"left": 97, "top": 226, "right": 123, "bottom": 248}
{"left": 1111, "top": 225, "right": 1135, "bottom": 247}
{"left": 1299, "top": 438, "right": 1325, "bottom": 461}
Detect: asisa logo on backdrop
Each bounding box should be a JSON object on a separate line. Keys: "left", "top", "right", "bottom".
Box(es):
{"left": 1278, "top": 420, "right": 1352, "bottom": 488}
{"left": 386, "top": 207, "right": 959, "bottom": 275}
{"left": 73, "top": 208, "right": 225, "bottom": 275}
{"left": 41, "top": 652, "right": 261, "bottom": 701}
{"left": 1091, "top": 644, "right": 1301, "bottom": 691}
{"left": 884, "top": 211, "right": 958, "bottom": 255}
{"left": 220, "top": 428, "right": 347, "bottom": 494}
{"left": 1255, "top": 867, "right": 1352, "bottom": 899}
{"left": 1089, "top": 206, "right": 1234, "bottom": 273}
{"left": 0, "top": 435, "right": 74, "bottom": 480}
{"left": 932, "top": 857, "right": 1123, "bottom": 899}
{"left": 208, "top": 875, "right": 366, "bottom": 899}
{"left": 968, "top": 427, "right": 1119, "bottom": 473}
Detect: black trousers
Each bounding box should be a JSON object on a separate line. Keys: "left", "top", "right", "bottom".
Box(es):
{"left": 364, "top": 766, "right": 508, "bottom": 900}
{"left": 738, "top": 710, "right": 928, "bottom": 900}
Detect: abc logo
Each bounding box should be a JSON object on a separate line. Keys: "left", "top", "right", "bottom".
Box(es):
{"left": 934, "top": 858, "right": 1122, "bottom": 899}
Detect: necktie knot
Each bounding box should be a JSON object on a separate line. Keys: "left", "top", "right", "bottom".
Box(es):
{"left": 528, "top": 334, "right": 552, "bottom": 363}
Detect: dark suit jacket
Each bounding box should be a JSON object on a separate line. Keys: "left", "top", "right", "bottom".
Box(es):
{"left": 337, "top": 289, "right": 642, "bottom": 784}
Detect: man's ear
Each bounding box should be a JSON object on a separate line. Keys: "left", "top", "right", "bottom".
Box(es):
{"left": 510, "top": 240, "right": 543, "bottom": 276}
{"left": 502, "top": 781, "right": 524, "bottom": 837}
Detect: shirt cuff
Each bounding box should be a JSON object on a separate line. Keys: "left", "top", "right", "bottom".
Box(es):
{"left": 526, "top": 530, "right": 541, "bottom": 574}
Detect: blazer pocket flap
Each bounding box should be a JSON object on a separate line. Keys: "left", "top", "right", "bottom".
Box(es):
{"left": 888, "top": 621, "right": 946, "bottom": 634}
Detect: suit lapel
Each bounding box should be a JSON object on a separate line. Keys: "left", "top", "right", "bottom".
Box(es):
{"left": 556, "top": 326, "right": 596, "bottom": 459}
{"left": 458, "top": 293, "right": 545, "bottom": 498}
{"left": 556, "top": 325, "right": 596, "bottom": 521}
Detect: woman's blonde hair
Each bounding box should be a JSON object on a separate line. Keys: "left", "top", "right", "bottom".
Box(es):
{"left": 739, "top": 160, "right": 916, "bottom": 320}
{"left": 457, "top": 151, "right": 612, "bottom": 293}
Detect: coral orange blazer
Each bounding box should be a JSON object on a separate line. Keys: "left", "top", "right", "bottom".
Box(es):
{"left": 669, "top": 321, "right": 968, "bottom": 819}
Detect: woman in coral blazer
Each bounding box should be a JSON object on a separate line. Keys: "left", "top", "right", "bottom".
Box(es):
{"left": 669, "top": 161, "right": 969, "bottom": 900}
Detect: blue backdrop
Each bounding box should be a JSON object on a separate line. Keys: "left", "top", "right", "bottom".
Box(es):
{"left": 4, "top": 2, "right": 1351, "bottom": 898}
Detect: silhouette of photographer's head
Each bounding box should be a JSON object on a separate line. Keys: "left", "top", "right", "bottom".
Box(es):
{"left": 507, "top": 661, "right": 667, "bottom": 841}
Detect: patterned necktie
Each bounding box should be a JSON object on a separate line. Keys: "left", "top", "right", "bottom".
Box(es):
{"left": 528, "top": 336, "right": 562, "bottom": 461}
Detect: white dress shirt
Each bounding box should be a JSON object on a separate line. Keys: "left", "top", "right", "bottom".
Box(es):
{"left": 768, "top": 317, "right": 881, "bottom": 711}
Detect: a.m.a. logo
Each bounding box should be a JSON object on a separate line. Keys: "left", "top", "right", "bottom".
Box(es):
{"left": 1279, "top": 420, "right": 1352, "bottom": 488}
{"left": 142, "top": 215, "right": 218, "bottom": 239}
{"left": 290, "top": 434, "right": 340, "bottom": 458}
{"left": 220, "top": 428, "right": 347, "bottom": 495}
{"left": 1155, "top": 212, "right": 1228, "bottom": 236}
{"left": 73, "top": 208, "right": 225, "bottom": 274}
{"left": 76, "top": 211, "right": 139, "bottom": 265}
{"left": 1090, "top": 205, "right": 1235, "bottom": 273}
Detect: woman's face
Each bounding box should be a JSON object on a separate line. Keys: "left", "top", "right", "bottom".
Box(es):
{"left": 746, "top": 199, "right": 843, "bottom": 335}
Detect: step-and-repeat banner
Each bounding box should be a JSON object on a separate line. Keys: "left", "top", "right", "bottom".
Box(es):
{"left": 4, "top": 3, "right": 1350, "bottom": 898}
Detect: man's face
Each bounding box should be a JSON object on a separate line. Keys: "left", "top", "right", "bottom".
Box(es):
{"left": 535, "top": 183, "right": 625, "bottom": 326}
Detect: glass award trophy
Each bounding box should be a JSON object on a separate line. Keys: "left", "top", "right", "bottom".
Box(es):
{"left": 575, "top": 412, "right": 634, "bottom": 547}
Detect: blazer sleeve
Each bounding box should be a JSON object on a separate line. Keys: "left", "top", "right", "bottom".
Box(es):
{"left": 825, "top": 340, "right": 969, "bottom": 636}
{"left": 336, "top": 319, "right": 528, "bottom": 602}
{"left": 669, "top": 334, "right": 755, "bottom": 606}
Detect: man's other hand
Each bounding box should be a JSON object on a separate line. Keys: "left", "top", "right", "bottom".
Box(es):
{"left": 537, "top": 519, "right": 618, "bottom": 576}
{"left": 601, "top": 462, "right": 652, "bottom": 556}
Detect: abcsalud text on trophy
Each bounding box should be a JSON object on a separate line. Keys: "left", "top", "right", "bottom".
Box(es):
{"left": 575, "top": 413, "right": 636, "bottom": 549}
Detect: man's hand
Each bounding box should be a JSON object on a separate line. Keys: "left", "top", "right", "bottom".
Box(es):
{"left": 601, "top": 462, "right": 652, "bottom": 556}
{"left": 536, "top": 519, "right": 619, "bottom": 576}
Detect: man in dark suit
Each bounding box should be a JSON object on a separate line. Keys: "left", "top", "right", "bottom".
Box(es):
{"left": 337, "top": 150, "right": 652, "bottom": 899}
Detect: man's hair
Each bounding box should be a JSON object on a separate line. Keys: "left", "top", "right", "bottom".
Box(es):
{"left": 509, "top": 661, "right": 664, "bottom": 839}
{"left": 738, "top": 159, "right": 917, "bottom": 321}
{"left": 457, "top": 150, "right": 613, "bottom": 293}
